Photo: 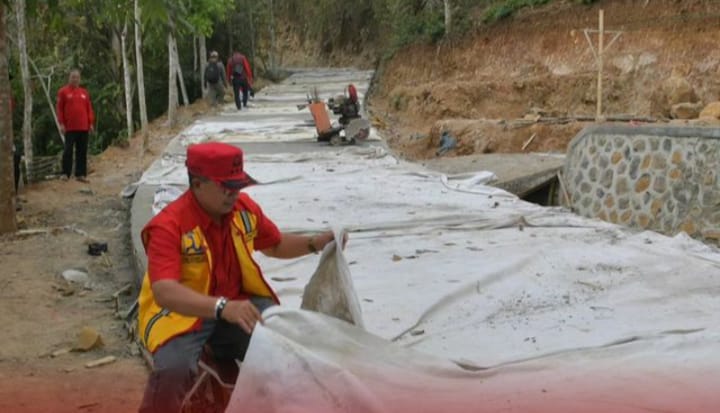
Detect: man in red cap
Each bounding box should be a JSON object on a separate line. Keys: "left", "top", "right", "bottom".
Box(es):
{"left": 137, "top": 141, "right": 342, "bottom": 413}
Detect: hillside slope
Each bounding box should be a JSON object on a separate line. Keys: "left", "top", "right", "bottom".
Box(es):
{"left": 370, "top": 0, "right": 720, "bottom": 159}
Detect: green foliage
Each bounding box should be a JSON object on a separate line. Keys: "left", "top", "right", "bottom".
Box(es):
{"left": 483, "top": 0, "right": 550, "bottom": 23}
{"left": 8, "top": 0, "right": 235, "bottom": 157}
{"left": 389, "top": 3, "right": 446, "bottom": 49}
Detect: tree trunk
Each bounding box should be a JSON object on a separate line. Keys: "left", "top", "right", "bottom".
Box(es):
{"left": 227, "top": 17, "right": 233, "bottom": 57}
{"left": 192, "top": 35, "right": 197, "bottom": 73}
{"left": 443, "top": 0, "right": 452, "bottom": 36}
{"left": 248, "top": 4, "right": 256, "bottom": 67}
{"left": 6, "top": 32, "right": 61, "bottom": 140}
{"left": 167, "top": 32, "right": 178, "bottom": 126}
{"left": 0, "top": 5, "right": 17, "bottom": 233}
{"left": 26, "top": 56, "right": 63, "bottom": 144}
{"left": 134, "top": 0, "right": 148, "bottom": 142}
{"left": 15, "top": 0, "right": 32, "bottom": 177}
{"left": 171, "top": 35, "right": 188, "bottom": 106}
{"left": 121, "top": 21, "right": 133, "bottom": 139}
{"left": 199, "top": 35, "right": 207, "bottom": 98}
{"left": 268, "top": 0, "right": 277, "bottom": 75}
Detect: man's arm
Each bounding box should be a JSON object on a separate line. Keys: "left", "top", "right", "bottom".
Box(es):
{"left": 153, "top": 281, "right": 262, "bottom": 334}
{"left": 146, "top": 223, "right": 262, "bottom": 333}
{"left": 261, "top": 231, "right": 343, "bottom": 259}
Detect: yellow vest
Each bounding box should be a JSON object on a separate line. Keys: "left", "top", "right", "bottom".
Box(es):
{"left": 138, "top": 210, "right": 278, "bottom": 353}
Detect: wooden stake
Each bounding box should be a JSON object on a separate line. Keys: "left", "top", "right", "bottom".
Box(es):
{"left": 596, "top": 9, "right": 604, "bottom": 121}
{"left": 581, "top": 10, "right": 621, "bottom": 123}
{"left": 521, "top": 133, "right": 537, "bottom": 151}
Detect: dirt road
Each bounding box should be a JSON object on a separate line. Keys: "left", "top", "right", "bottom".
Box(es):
{"left": 0, "top": 104, "right": 207, "bottom": 413}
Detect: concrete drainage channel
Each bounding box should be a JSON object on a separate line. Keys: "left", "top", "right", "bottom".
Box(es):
{"left": 418, "top": 152, "right": 567, "bottom": 206}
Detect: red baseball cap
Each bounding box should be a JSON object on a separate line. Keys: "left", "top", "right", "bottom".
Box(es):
{"left": 185, "top": 142, "right": 255, "bottom": 189}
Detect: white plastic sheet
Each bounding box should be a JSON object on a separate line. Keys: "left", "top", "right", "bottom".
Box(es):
{"left": 300, "top": 228, "right": 363, "bottom": 328}
{"left": 225, "top": 144, "right": 720, "bottom": 412}
{"left": 134, "top": 68, "right": 720, "bottom": 412}
{"left": 227, "top": 308, "right": 720, "bottom": 413}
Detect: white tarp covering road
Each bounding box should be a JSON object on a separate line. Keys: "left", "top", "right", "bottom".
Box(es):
{"left": 228, "top": 147, "right": 720, "bottom": 412}
{"left": 135, "top": 69, "right": 720, "bottom": 412}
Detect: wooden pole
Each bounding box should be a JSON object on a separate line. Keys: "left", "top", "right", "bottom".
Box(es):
{"left": 596, "top": 9, "right": 604, "bottom": 121}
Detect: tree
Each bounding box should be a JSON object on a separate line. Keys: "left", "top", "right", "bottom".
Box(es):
{"left": 14, "top": 0, "right": 31, "bottom": 175}
{"left": 172, "top": 34, "right": 189, "bottom": 107}
{"left": 0, "top": 3, "right": 17, "bottom": 234}
{"left": 199, "top": 35, "right": 207, "bottom": 97}
{"left": 121, "top": 20, "right": 133, "bottom": 139}
{"left": 166, "top": 16, "right": 178, "bottom": 126}
{"left": 268, "top": 0, "right": 277, "bottom": 76}
{"left": 443, "top": 0, "right": 451, "bottom": 36}
{"left": 134, "top": 0, "right": 148, "bottom": 142}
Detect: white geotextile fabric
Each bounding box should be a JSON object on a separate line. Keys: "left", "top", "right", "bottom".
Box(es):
{"left": 300, "top": 228, "right": 363, "bottom": 328}
{"left": 227, "top": 148, "right": 718, "bottom": 412}
{"left": 227, "top": 308, "right": 720, "bottom": 413}
{"left": 142, "top": 139, "right": 720, "bottom": 411}
{"left": 136, "top": 67, "right": 720, "bottom": 411}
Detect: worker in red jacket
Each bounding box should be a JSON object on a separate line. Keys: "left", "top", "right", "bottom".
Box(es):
{"left": 226, "top": 51, "right": 253, "bottom": 110}
{"left": 56, "top": 68, "right": 95, "bottom": 183}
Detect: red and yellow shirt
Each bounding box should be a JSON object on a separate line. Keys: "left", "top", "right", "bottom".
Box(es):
{"left": 145, "top": 191, "right": 281, "bottom": 298}
{"left": 138, "top": 190, "right": 281, "bottom": 352}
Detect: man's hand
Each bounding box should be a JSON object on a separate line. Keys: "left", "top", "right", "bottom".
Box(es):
{"left": 59, "top": 125, "right": 65, "bottom": 134}
{"left": 313, "top": 230, "right": 349, "bottom": 252}
{"left": 89, "top": 125, "right": 94, "bottom": 134}
{"left": 221, "top": 299, "right": 263, "bottom": 334}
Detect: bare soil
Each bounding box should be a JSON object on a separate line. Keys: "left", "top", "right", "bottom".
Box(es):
{"left": 369, "top": 0, "right": 720, "bottom": 160}
{"left": 0, "top": 101, "right": 211, "bottom": 413}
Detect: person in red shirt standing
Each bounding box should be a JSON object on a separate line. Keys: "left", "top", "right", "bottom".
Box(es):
{"left": 137, "top": 142, "right": 347, "bottom": 413}
{"left": 226, "top": 51, "right": 253, "bottom": 111}
{"left": 56, "top": 68, "right": 94, "bottom": 182}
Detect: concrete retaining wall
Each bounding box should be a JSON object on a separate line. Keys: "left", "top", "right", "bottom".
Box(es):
{"left": 564, "top": 125, "right": 720, "bottom": 242}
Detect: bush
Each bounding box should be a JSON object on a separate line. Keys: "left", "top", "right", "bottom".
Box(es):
{"left": 483, "top": 0, "right": 551, "bottom": 23}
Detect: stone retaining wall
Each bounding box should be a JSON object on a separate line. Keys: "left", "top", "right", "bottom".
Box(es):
{"left": 563, "top": 125, "right": 720, "bottom": 242}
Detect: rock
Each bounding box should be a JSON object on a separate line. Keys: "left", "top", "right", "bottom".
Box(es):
{"left": 75, "top": 327, "right": 104, "bottom": 351}
{"left": 670, "top": 102, "right": 703, "bottom": 119}
{"left": 699, "top": 101, "right": 720, "bottom": 120}
{"left": 662, "top": 76, "right": 698, "bottom": 106}
{"left": 61, "top": 269, "right": 89, "bottom": 284}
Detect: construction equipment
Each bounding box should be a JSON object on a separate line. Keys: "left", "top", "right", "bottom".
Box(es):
{"left": 299, "top": 84, "right": 370, "bottom": 146}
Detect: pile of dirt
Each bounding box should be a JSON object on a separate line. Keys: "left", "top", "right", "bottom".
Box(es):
{"left": 370, "top": 0, "right": 720, "bottom": 160}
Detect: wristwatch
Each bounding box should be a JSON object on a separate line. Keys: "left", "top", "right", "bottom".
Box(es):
{"left": 214, "top": 297, "right": 228, "bottom": 320}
